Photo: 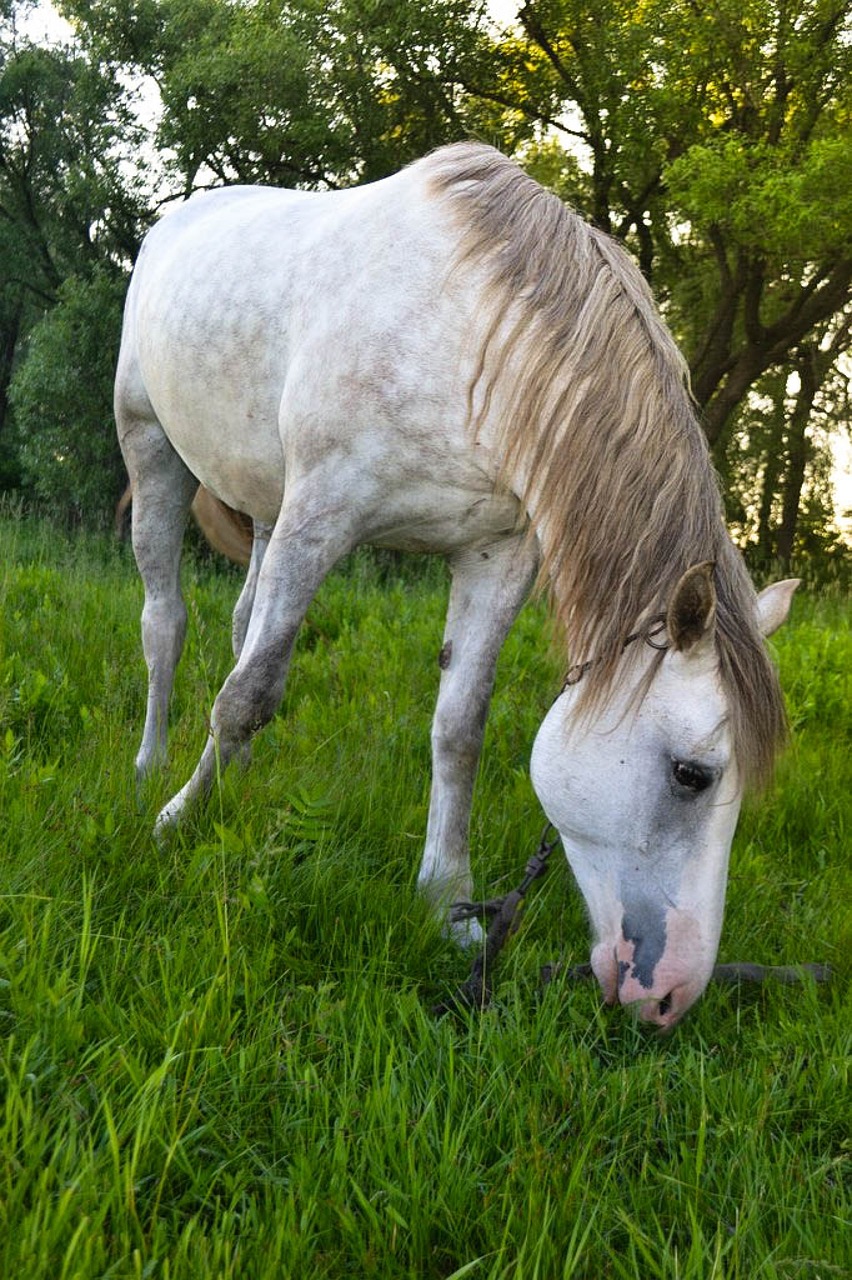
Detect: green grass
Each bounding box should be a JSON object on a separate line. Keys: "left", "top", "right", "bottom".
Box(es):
{"left": 0, "top": 511, "right": 849, "bottom": 1279}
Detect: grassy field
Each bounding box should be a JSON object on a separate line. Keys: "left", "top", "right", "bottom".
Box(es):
{"left": 0, "top": 510, "right": 849, "bottom": 1279}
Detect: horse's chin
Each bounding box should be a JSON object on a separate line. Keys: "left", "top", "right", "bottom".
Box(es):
{"left": 590, "top": 942, "right": 619, "bottom": 1005}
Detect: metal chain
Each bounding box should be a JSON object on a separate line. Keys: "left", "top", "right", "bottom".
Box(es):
{"left": 434, "top": 823, "right": 559, "bottom": 1015}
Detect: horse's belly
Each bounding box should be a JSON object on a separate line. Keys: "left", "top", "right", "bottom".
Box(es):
{"left": 367, "top": 484, "right": 522, "bottom": 555}
{"left": 136, "top": 316, "right": 288, "bottom": 523}
{"left": 156, "top": 392, "right": 285, "bottom": 525}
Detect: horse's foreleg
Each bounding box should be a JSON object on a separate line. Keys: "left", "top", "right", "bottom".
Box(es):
{"left": 155, "top": 493, "right": 356, "bottom": 833}
{"left": 419, "top": 534, "right": 538, "bottom": 942}
{"left": 120, "top": 421, "right": 198, "bottom": 782}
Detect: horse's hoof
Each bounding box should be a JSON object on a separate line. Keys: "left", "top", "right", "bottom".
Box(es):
{"left": 153, "top": 799, "right": 182, "bottom": 842}
{"left": 446, "top": 915, "right": 485, "bottom": 950}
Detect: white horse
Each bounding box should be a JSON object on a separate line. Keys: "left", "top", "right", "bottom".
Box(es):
{"left": 116, "top": 143, "right": 797, "bottom": 1028}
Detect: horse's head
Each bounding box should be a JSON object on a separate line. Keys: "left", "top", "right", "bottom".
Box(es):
{"left": 530, "top": 565, "right": 798, "bottom": 1029}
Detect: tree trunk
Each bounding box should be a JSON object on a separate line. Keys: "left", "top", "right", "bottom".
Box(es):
{"left": 776, "top": 348, "right": 819, "bottom": 567}
{"left": 755, "top": 384, "right": 787, "bottom": 563}
{"left": 0, "top": 307, "right": 22, "bottom": 439}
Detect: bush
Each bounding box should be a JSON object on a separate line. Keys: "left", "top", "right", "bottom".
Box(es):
{"left": 10, "top": 270, "right": 128, "bottom": 527}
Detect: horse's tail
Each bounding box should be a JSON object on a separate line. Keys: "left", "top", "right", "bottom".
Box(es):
{"left": 115, "top": 482, "right": 133, "bottom": 539}
{"left": 115, "top": 481, "right": 253, "bottom": 567}
{"left": 191, "top": 487, "right": 253, "bottom": 566}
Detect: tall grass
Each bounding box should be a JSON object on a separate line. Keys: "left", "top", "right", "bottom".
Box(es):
{"left": 0, "top": 511, "right": 849, "bottom": 1279}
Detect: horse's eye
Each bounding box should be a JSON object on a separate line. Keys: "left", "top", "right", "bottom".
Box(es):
{"left": 672, "top": 760, "right": 714, "bottom": 793}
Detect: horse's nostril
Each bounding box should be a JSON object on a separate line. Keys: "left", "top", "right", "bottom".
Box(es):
{"left": 657, "top": 991, "right": 673, "bottom": 1018}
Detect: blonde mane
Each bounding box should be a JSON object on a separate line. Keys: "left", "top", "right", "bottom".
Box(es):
{"left": 426, "top": 142, "right": 787, "bottom": 789}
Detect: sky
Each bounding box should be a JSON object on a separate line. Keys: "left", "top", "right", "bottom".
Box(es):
{"left": 16, "top": 0, "right": 71, "bottom": 41}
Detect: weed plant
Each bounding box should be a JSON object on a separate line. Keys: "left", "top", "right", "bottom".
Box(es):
{"left": 0, "top": 510, "right": 849, "bottom": 1278}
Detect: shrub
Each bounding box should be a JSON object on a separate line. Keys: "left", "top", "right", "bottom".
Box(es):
{"left": 10, "top": 270, "right": 128, "bottom": 527}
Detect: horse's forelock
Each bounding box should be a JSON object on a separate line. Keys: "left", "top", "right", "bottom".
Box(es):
{"left": 426, "top": 142, "right": 787, "bottom": 789}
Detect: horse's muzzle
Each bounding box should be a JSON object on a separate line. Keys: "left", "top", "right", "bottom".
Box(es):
{"left": 591, "top": 939, "right": 711, "bottom": 1029}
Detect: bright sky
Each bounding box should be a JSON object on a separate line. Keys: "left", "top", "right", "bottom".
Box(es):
{"left": 16, "top": 0, "right": 69, "bottom": 41}
{"left": 488, "top": 0, "right": 522, "bottom": 27}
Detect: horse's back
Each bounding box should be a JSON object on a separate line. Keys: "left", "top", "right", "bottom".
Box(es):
{"left": 116, "top": 161, "right": 512, "bottom": 544}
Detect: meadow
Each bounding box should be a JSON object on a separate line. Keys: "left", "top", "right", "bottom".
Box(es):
{"left": 0, "top": 507, "right": 849, "bottom": 1279}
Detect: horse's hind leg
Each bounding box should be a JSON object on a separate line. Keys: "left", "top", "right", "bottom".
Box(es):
{"left": 232, "top": 520, "right": 273, "bottom": 661}
{"left": 154, "top": 481, "right": 358, "bottom": 833}
{"left": 419, "top": 533, "right": 538, "bottom": 939}
{"left": 119, "top": 415, "right": 198, "bottom": 781}
{"left": 229, "top": 519, "right": 273, "bottom": 769}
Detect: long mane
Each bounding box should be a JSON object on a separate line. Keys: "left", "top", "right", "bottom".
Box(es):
{"left": 426, "top": 142, "right": 787, "bottom": 789}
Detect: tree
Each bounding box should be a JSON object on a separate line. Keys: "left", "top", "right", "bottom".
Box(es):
{"left": 723, "top": 322, "right": 851, "bottom": 571}
{"left": 0, "top": 3, "right": 148, "bottom": 503}
{"left": 61, "top": 0, "right": 850, "bottom": 435}
{"left": 60, "top": 0, "right": 495, "bottom": 191}
{"left": 469, "top": 0, "right": 852, "bottom": 559}
{"left": 10, "top": 270, "right": 127, "bottom": 524}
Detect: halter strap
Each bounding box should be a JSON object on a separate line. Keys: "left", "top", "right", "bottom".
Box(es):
{"left": 560, "top": 613, "right": 669, "bottom": 692}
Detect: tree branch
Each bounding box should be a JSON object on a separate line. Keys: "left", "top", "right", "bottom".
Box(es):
{"left": 518, "top": 2, "right": 581, "bottom": 97}
{"left": 459, "top": 79, "right": 590, "bottom": 144}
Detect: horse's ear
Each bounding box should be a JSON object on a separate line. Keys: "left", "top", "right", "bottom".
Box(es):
{"left": 667, "top": 562, "right": 717, "bottom": 654}
{"left": 755, "top": 578, "right": 800, "bottom": 637}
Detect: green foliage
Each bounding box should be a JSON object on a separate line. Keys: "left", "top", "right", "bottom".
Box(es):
{"left": 9, "top": 271, "right": 128, "bottom": 525}
{"left": 0, "top": 513, "right": 849, "bottom": 1278}
{"left": 63, "top": 0, "right": 493, "bottom": 187}
{"left": 0, "top": 14, "right": 149, "bottom": 504}
{"left": 665, "top": 133, "right": 852, "bottom": 267}
{"left": 718, "top": 360, "right": 852, "bottom": 577}
{"left": 484, "top": 0, "right": 852, "bottom": 509}
{"left": 0, "top": 33, "right": 147, "bottom": 284}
